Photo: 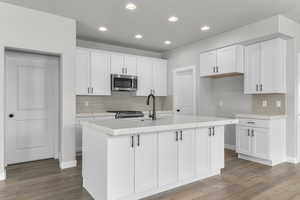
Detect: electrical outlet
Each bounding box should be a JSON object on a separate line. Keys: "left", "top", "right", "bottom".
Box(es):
{"left": 219, "top": 100, "right": 223, "bottom": 107}
{"left": 276, "top": 100, "right": 281, "bottom": 108}
{"left": 262, "top": 100, "right": 267, "bottom": 107}
{"left": 84, "top": 101, "right": 89, "bottom": 107}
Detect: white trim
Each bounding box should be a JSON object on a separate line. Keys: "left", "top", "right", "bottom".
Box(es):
{"left": 286, "top": 156, "right": 299, "bottom": 164}
{"left": 0, "top": 170, "right": 6, "bottom": 181}
{"left": 225, "top": 144, "right": 236, "bottom": 151}
{"left": 59, "top": 160, "right": 77, "bottom": 169}
{"left": 173, "top": 66, "right": 197, "bottom": 115}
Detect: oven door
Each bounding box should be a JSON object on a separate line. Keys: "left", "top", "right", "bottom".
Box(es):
{"left": 111, "top": 74, "right": 137, "bottom": 91}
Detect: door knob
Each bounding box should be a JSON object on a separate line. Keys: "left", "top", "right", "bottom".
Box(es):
{"left": 9, "top": 114, "right": 14, "bottom": 118}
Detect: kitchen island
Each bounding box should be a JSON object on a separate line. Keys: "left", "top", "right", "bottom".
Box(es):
{"left": 82, "top": 115, "right": 238, "bottom": 200}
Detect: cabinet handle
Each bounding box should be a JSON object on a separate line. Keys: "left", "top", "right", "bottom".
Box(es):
{"left": 88, "top": 87, "right": 90, "bottom": 94}
{"left": 247, "top": 121, "right": 255, "bottom": 124}
{"left": 216, "top": 66, "right": 219, "bottom": 73}
{"left": 131, "top": 136, "right": 134, "bottom": 148}
{"left": 256, "top": 84, "right": 258, "bottom": 92}
{"left": 260, "top": 84, "right": 263, "bottom": 92}
{"left": 209, "top": 128, "right": 212, "bottom": 136}
{"left": 251, "top": 129, "right": 254, "bottom": 137}
{"left": 247, "top": 129, "right": 250, "bottom": 136}
{"left": 212, "top": 127, "right": 215, "bottom": 136}
{"left": 213, "top": 67, "right": 215, "bottom": 73}
{"left": 137, "top": 134, "right": 140, "bottom": 146}
{"left": 126, "top": 68, "right": 128, "bottom": 74}
{"left": 91, "top": 87, "right": 94, "bottom": 94}
{"left": 175, "top": 131, "right": 179, "bottom": 141}
{"left": 180, "top": 130, "right": 183, "bottom": 140}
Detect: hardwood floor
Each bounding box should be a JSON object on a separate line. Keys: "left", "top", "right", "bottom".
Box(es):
{"left": 1, "top": 150, "right": 300, "bottom": 200}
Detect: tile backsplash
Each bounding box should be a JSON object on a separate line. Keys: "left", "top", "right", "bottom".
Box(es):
{"left": 76, "top": 92, "right": 170, "bottom": 113}
{"left": 252, "top": 94, "right": 286, "bottom": 115}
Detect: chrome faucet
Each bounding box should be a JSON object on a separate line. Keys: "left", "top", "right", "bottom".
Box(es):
{"left": 146, "top": 93, "right": 156, "bottom": 120}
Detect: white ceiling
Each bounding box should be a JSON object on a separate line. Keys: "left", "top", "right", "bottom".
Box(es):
{"left": 1, "top": 0, "right": 300, "bottom": 52}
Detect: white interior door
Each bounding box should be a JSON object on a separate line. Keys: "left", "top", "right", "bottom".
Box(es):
{"left": 173, "top": 66, "right": 196, "bottom": 115}
{"left": 5, "top": 51, "right": 59, "bottom": 165}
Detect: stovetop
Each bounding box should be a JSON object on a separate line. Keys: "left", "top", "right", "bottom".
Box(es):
{"left": 106, "top": 110, "right": 144, "bottom": 119}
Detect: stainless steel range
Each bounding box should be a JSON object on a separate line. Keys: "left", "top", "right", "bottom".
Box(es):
{"left": 107, "top": 111, "right": 144, "bottom": 119}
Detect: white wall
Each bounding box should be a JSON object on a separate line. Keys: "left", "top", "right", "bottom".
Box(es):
{"left": 77, "top": 39, "right": 162, "bottom": 58}
{"left": 163, "top": 15, "right": 300, "bottom": 159}
{"left": 0, "top": 2, "right": 76, "bottom": 179}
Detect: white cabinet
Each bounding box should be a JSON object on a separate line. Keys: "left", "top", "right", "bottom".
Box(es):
{"left": 158, "top": 131, "right": 178, "bottom": 187}
{"left": 135, "top": 133, "right": 158, "bottom": 193}
{"left": 244, "top": 38, "right": 287, "bottom": 94}
{"left": 137, "top": 57, "right": 167, "bottom": 96}
{"left": 200, "top": 45, "right": 244, "bottom": 77}
{"left": 195, "top": 126, "right": 224, "bottom": 177}
{"left": 111, "top": 53, "right": 137, "bottom": 75}
{"left": 236, "top": 117, "right": 286, "bottom": 166}
{"left": 75, "top": 48, "right": 111, "bottom": 95}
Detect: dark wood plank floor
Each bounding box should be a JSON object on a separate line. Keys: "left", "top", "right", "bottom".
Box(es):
{"left": 1, "top": 151, "right": 300, "bottom": 200}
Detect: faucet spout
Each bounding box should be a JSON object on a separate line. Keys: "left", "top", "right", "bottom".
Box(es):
{"left": 146, "top": 93, "right": 156, "bottom": 120}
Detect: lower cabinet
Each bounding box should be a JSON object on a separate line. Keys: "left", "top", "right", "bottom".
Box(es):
{"left": 236, "top": 117, "right": 286, "bottom": 166}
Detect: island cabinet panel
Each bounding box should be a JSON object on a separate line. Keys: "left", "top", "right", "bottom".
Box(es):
{"left": 134, "top": 133, "right": 158, "bottom": 193}
{"left": 178, "top": 129, "right": 195, "bottom": 181}
{"left": 236, "top": 126, "right": 252, "bottom": 155}
{"left": 158, "top": 131, "right": 178, "bottom": 187}
{"left": 211, "top": 126, "right": 225, "bottom": 171}
{"left": 107, "top": 136, "right": 135, "bottom": 200}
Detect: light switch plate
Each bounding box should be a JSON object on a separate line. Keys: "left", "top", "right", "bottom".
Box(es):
{"left": 276, "top": 100, "right": 281, "bottom": 108}
{"left": 262, "top": 100, "right": 267, "bottom": 107}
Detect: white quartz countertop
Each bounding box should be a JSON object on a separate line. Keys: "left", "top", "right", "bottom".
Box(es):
{"left": 235, "top": 113, "right": 287, "bottom": 120}
{"left": 82, "top": 115, "right": 238, "bottom": 136}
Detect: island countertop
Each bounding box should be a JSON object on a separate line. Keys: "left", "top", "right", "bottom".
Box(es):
{"left": 82, "top": 115, "right": 238, "bottom": 136}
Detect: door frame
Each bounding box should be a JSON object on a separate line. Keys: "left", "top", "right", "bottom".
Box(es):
{"left": 3, "top": 49, "right": 61, "bottom": 167}
{"left": 173, "top": 65, "right": 197, "bottom": 115}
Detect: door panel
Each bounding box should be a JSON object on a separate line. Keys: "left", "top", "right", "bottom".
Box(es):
{"left": 76, "top": 49, "right": 90, "bottom": 95}
{"left": 136, "top": 57, "right": 153, "bottom": 96}
{"left": 6, "top": 51, "right": 58, "bottom": 164}
{"left": 107, "top": 136, "right": 134, "bottom": 199}
{"left": 200, "top": 50, "right": 217, "bottom": 76}
{"left": 244, "top": 43, "right": 260, "bottom": 94}
{"left": 158, "top": 131, "right": 178, "bottom": 187}
{"left": 195, "top": 128, "right": 210, "bottom": 176}
{"left": 236, "top": 126, "right": 252, "bottom": 156}
{"left": 252, "top": 128, "right": 269, "bottom": 160}
{"left": 153, "top": 59, "right": 167, "bottom": 96}
{"left": 211, "top": 126, "right": 224, "bottom": 171}
{"left": 217, "top": 46, "right": 235, "bottom": 74}
{"left": 135, "top": 133, "right": 158, "bottom": 193}
{"left": 178, "top": 129, "right": 195, "bottom": 181}
{"left": 90, "top": 52, "right": 111, "bottom": 95}
{"left": 124, "top": 55, "right": 137, "bottom": 75}
{"left": 111, "top": 54, "right": 124, "bottom": 74}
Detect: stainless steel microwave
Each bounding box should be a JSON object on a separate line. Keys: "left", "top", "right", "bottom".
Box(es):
{"left": 111, "top": 74, "right": 138, "bottom": 92}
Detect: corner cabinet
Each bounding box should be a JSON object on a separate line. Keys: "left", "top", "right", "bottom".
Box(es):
{"left": 136, "top": 57, "right": 167, "bottom": 96}
{"left": 75, "top": 48, "right": 111, "bottom": 95}
{"left": 236, "top": 117, "right": 286, "bottom": 166}
{"left": 82, "top": 126, "right": 225, "bottom": 200}
{"left": 200, "top": 45, "right": 244, "bottom": 77}
{"left": 244, "top": 38, "right": 287, "bottom": 94}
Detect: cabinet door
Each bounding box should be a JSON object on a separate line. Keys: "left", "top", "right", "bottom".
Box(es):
{"left": 107, "top": 136, "right": 134, "bottom": 199}
{"left": 200, "top": 50, "right": 217, "bottom": 76}
{"left": 124, "top": 55, "right": 137, "bottom": 75}
{"left": 90, "top": 51, "right": 111, "bottom": 95}
{"left": 152, "top": 59, "right": 167, "bottom": 96}
{"left": 236, "top": 126, "right": 252, "bottom": 156}
{"left": 135, "top": 133, "right": 158, "bottom": 193}
{"left": 260, "top": 38, "right": 286, "bottom": 93}
{"left": 217, "top": 46, "right": 236, "bottom": 74}
{"left": 252, "top": 128, "right": 269, "bottom": 160}
{"left": 195, "top": 128, "right": 210, "bottom": 177}
{"left": 158, "top": 131, "right": 178, "bottom": 187}
{"left": 211, "top": 126, "right": 224, "bottom": 171}
{"left": 111, "top": 54, "right": 124, "bottom": 74}
{"left": 76, "top": 49, "right": 90, "bottom": 95}
{"left": 136, "top": 57, "right": 153, "bottom": 96}
{"left": 178, "top": 129, "right": 195, "bottom": 181}
{"left": 244, "top": 43, "right": 261, "bottom": 94}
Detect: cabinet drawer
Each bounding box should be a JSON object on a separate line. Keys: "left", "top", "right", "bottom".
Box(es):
{"left": 238, "top": 118, "right": 270, "bottom": 128}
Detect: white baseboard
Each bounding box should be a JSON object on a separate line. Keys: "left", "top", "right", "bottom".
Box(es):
{"left": 286, "top": 157, "right": 299, "bottom": 164}
{"left": 60, "top": 160, "right": 77, "bottom": 169}
{"left": 0, "top": 170, "right": 6, "bottom": 181}
{"left": 225, "top": 144, "right": 236, "bottom": 151}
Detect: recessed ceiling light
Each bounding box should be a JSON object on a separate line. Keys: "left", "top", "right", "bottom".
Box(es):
{"left": 98, "top": 26, "right": 108, "bottom": 32}
{"left": 126, "top": 3, "right": 137, "bottom": 10}
{"left": 168, "top": 16, "right": 179, "bottom": 23}
{"left": 135, "top": 34, "right": 143, "bottom": 39}
{"left": 164, "top": 40, "right": 172, "bottom": 45}
{"left": 201, "top": 25, "right": 210, "bottom": 31}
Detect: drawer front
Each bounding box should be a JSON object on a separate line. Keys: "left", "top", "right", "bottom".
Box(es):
{"left": 238, "top": 118, "right": 270, "bottom": 128}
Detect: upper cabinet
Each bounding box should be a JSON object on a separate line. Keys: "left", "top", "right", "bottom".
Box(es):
{"left": 200, "top": 45, "right": 244, "bottom": 77}
{"left": 111, "top": 53, "right": 137, "bottom": 76}
{"left": 75, "top": 48, "right": 111, "bottom": 96}
{"left": 244, "top": 38, "right": 287, "bottom": 94}
{"left": 136, "top": 57, "right": 167, "bottom": 96}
